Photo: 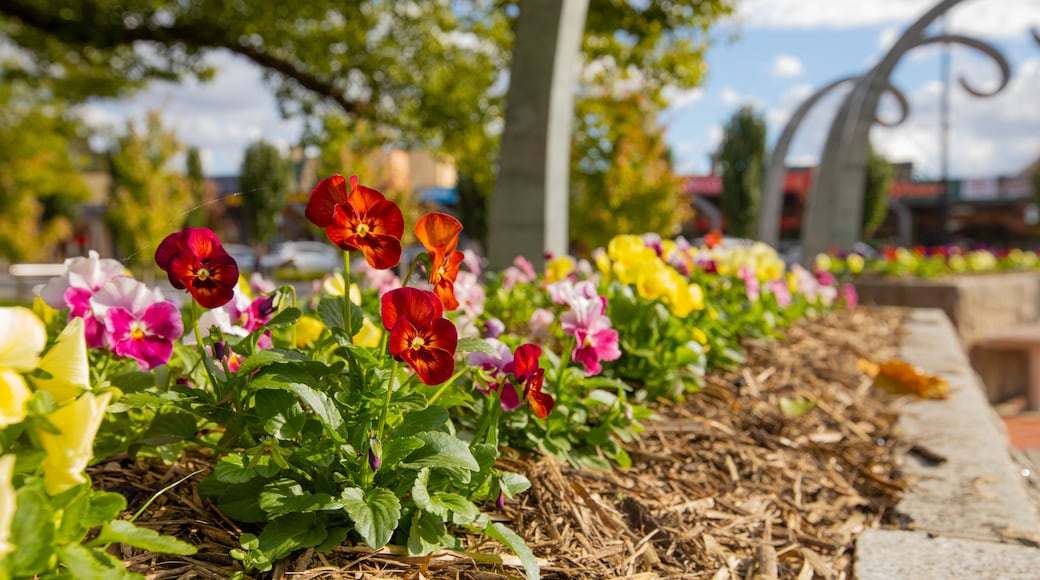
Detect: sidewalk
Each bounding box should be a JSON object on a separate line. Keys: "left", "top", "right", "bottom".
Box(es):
{"left": 855, "top": 309, "right": 1040, "bottom": 579}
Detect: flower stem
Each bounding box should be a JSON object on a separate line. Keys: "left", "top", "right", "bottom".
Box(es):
{"left": 343, "top": 252, "right": 353, "bottom": 339}
{"left": 426, "top": 366, "right": 468, "bottom": 406}
{"left": 375, "top": 360, "right": 401, "bottom": 441}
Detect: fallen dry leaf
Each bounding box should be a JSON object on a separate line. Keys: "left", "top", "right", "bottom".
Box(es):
{"left": 858, "top": 359, "right": 949, "bottom": 399}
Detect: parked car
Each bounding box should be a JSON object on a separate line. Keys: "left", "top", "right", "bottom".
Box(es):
{"left": 223, "top": 243, "right": 258, "bottom": 272}
{"left": 260, "top": 241, "right": 340, "bottom": 274}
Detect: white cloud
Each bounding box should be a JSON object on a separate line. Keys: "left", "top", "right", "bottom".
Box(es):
{"left": 734, "top": 0, "right": 1040, "bottom": 39}
{"left": 872, "top": 56, "right": 1040, "bottom": 177}
{"left": 770, "top": 54, "right": 805, "bottom": 78}
{"left": 720, "top": 87, "right": 742, "bottom": 105}
{"left": 663, "top": 86, "right": 704, "bottom": 110}
{"left": 79, "top": 51, "right": 304, "bottom": 175}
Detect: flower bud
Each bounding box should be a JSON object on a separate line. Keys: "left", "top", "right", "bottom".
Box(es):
{"left": 213, "top": 340, "right": 228, "bottom": 361}
{"left": 256, "top": 294, "right": 278, "bottom": 318}
{"left": 496, "top": 490, "right": 506, "bottom": 510}
{"left": 368, "top": 437, "right": 382, "bottom": 472}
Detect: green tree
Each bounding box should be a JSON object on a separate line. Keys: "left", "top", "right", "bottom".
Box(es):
{"left": 0, "top": 84, "right": 91, "bottom": 261}
{"left": 862, "top": 144, "right": 894, "bottom": 239}
{"left": 184, "top": 146, "right": 208, "bottom": 229}
{"left": 106, "top": 112, "right": 192, "bottom": 269}
{"left": 238, "top": 139, "right": 290, "bottom": 250}
{"left": 570, "top": 94, "right": 684, "bottom": 253}
{"left": 718, "top": 105, "right": 767, "bottom": 238}
{"left": 2, "top": 0, "right": 733, "bottom": 214}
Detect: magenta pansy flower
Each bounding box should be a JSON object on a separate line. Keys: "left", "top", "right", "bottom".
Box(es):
{"left": 38, "top": 251, "right": 127, "bottom": 348}
{"left": 91, "top": 277, "right": 183, "bottom": 370}
{"left": 560, "top": 293, "right": 621, "bottom": 377}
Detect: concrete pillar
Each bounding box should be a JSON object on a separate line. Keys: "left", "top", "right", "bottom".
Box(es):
{"left": 487, "top": 0, "right": 588, "bottom": 271}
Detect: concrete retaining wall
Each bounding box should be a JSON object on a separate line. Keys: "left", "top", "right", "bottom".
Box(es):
{"left": 854, "top": 272, "right": 1040, "bottom": 348}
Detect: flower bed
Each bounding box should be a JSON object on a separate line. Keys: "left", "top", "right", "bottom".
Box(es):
{"left": 1, "top": 175, "right": 864, "bottom": 579}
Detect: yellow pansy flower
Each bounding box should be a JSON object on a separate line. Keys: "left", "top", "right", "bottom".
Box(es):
{"left": 592, "top": 249, "right": 612, "bottom": 279}
{"left": 0, "top": 307, "right": 47, "bottom": 427}
{"left": 846, "top": 253, "right": 865, "bottom": 274}
{"left": 322, "top": 273, "right": 362, "bottom": 305}
{"left": 32, "top": 317, "right": 90, "bottom": 405}
{"left": 39, "top": 391, "right": 113, "bottom": 496}
{"left": 353, "top": 318, "right": 383, "bottom": 348}
{"left": 691, "top": 328, "right": 708, "bottom": 345}
{"left": 635, "top": 261, "right": 672, "bottom": 301}
{"left": 545, "top": 255, "right": 575, "bottom": 284}
{"left": 293, "top": 316, "right": 325, "bottom": 348}
{"left": 814, "top": 253, "right": 833, "bottom": 273}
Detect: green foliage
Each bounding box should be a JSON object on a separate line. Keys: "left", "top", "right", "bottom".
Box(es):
{"left": 238, "top": 139, "right": 290, "bottom": 247}
{"left": 570, "top": 94, "right": 685, "bottom": 254}
{"left": 0, "top": 84, "right": 91, "bottom": 261}
{"left": 105, "top": 112, "right": 192, "bottom": 268}
{"left": 718, "top": 105, "right": 767, "bottom": 238}
{"left": 184, "top": 146, "right": 208, "bottom": 229}
{"left": 862, "top": 144, "right": 893, "bottom": 239}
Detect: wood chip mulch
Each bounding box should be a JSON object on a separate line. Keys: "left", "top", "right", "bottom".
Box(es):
{"left": 94, "top": 306, "right": 908, "bottom": 580}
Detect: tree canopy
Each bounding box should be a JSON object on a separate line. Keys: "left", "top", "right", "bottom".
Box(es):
{"left": 238, "top": 139, "right": 290, "bottom": 249}
{"left": 2, "top": 0, "right": 735, "bottom": 251}
{"left": 718, "top": 105, "right": 767, "bottom": 239}
{"left": 105, "top": 112, "right": 192, "bottom": 268}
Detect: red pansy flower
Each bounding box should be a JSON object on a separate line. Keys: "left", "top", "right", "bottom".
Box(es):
{"left": 155, "top": 227, "right": 239, "bottom": 309}
{"left": 305, "top": 174, "right": 404, "bottom": 270}
{"left": 381, "top": 287, "right": 458, "bottom": 385}
{"left": 705, "top": 230, "right": 723, "bottom": 249}
{"left": 414, "top": 212, "right": 465, "bottom": 310}
{"left": 507, "top": 343, "right": 554, "bottom": 419}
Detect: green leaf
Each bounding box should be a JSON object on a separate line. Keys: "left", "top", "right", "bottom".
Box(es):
{"left": 382, "top": 436, "right": 425, "bottom": 467}
{"left": 90, "top": 520, "right": 197, "bottom": 555}
{"left": 257, "top": 512, "right": 328, "bottom": 561}
{"left": 498, "top": 472, "right": 532, "bottom": 498}
{"left": 87, "top": 491, "right": 128, "bottom": 527}
{"left": 213, "top": 454, "right": 253, "bottom": 484}
{"left": 314, "top": 527, "right": 350, "bottom": 553}
{"left": 264, "top": 306, "right": 302, "bottom": 328}
{"left": 259, "top": 479, "right": 340, "bottom": 515}
{"left": 139, "top": 408, "right": 198, "bottom": 446}
{"left": 436, "top": 493, "right": 481, "bottom": 524}
{"left": 407, "top": 510, "right": 450, "bottom": 556}
{"left": 341, "top": 487, "right": 402, "bottom": 549}
{"left": 779, "top": 396, "right": 816, "bottom": 418}
{"left": 107, "top": 370, "right": 156, "bottom": 393}
{"left": 317, "top": 296, "right": 344, "bottom": 331}
{"left": 400, "top": 431, "right": 480, "bottom": 476}
{"left": 285, "top": 382, "right": 345, "bottom": 439}
{"left": 456, "top": 337, "right": 497, "bottom": 355}
{"left": 484, "top": 521, "right": 539, "bottom": 580}
{"left": 9, "top": 485, "right": 56, "bottom": 576}
{"left": 470, "top": 443, "right": 498, "bottom": 471}
{"left": 389, "top": 407, "right": 450, "bottom": 438}
{"left": 198, "top": 476, "right": 267, "bottom": 523}
{"left": 254, "top": 389, "right": 307, "bottom": 439}
{"left": 236, "top": 348, "right": 307, "bottom": 375}
{"left": 57, "top": 543, "right": 135, "bottom": 580}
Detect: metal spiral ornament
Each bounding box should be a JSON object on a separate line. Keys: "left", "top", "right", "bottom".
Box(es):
{"left": 798, "top": 0, "right": 1014, "bottom": 261}
{"left": 757, "top": 78, "right": 909, "bottom": 247}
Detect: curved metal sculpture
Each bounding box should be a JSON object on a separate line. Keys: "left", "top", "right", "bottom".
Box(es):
{"left": 798, "top": 0, "right": 1012, "bottom": 261}
{"left": 756, "top": 77, "right": 909, "bottom": 247}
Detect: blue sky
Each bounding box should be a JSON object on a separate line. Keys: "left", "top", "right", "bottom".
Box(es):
{"left": 666, "top": 0, "right": 1040, "bottom": 179}
{"left": 83, "top": 0, "right": 1040, "bottom": 181}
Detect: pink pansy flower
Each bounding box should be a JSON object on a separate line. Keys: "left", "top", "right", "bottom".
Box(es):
{"left": 462, "top": 249, "right": 483, "bottom": 276}
{"left": 641, "top": 233, "right": 664, "bottom": 257}
{"left": 547, "top": 279, "right": 598, "bottom": 306}
{"left": 502, "top": 256, "right": 536, "bottom": 290}
{"left": 527, "top": 308, "right": 555, "bottom": 341}
{"left": 358, "top": 259, "right": 402, "bottom": 296}
{"left": 842, "top": 284, "right": 858, "bottom": 310}
{"left": 90, "top": 277, "right": 183, "bottom": 370}
{"left": 183, "top": 308, "right": 249, "bottom": 346}
{"left": 38, "top": 251, "right": 127, "bottom": 348}
{"left": 249, "top": 272, "right": 277, "bottom": 295}
{"left": 468, "top": 338, "right": 520, "bottom": 411}
{"left": 560, "top": 294, "right": 621, "bottom": 377}
{"left": 738, "top": 265, "right": 760, "bottom": 302}
{"left": 453, "top": 271, "right": 486, "bottom": 319}
{"left": 766, "top": 279, "right": 792, "bottom": 308}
